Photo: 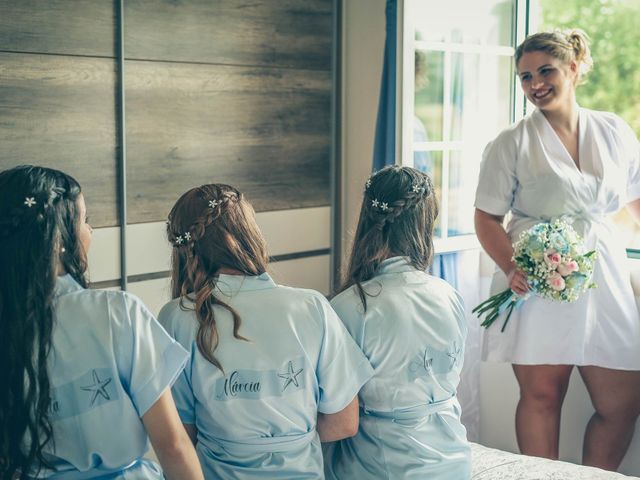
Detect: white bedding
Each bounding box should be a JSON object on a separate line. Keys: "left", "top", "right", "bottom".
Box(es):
{"left": 471, "top": 443, "right": 639, "bottom": 479}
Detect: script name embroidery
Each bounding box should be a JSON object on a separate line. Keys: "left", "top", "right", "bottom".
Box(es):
{"left": 223, "top": 371, "right": 261, "bottom": 397}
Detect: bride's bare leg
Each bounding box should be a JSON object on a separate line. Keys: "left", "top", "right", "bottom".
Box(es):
{"left": 579, "top": 366, "right": 640, "bottom": 471}
{"left": 512, "top": 364, "right": 574, "bottom": 459}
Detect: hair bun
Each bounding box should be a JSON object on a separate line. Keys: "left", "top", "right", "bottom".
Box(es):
{"left": 564, "top": 28, "right": 593, "bottom": 76}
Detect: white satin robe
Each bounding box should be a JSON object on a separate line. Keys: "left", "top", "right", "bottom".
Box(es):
{"left": 475, "top": 107, "right": 640, "bottom": 369}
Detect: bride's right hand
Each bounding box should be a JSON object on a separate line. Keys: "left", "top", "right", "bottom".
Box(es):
{"left": 507, "top": 268, "right": 529, "bottom": 296}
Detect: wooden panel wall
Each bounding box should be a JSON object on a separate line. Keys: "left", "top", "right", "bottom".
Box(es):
{"left": 0, "top": 1, "right": 118, "bottom": 226}
{"left": 0, "top": 0, "right": 332, "bottom": 226}
{"left": 124, "top": 1, "right": 332, "bottom": 69}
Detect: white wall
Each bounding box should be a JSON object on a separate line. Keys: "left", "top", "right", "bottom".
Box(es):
{"left": 340, "top": 0, "right": 387, "bottom": 260}
{"left": 87, "top": 207, "right": 332, "bottom": 316}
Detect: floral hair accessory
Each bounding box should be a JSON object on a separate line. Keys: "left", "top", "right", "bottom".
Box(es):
{"left": 24, "top": 197, "right": 36, "bottom": 207}
{"left": 370, "top": 198, "right": 390, "bottom": 212}
{"left": 365, "top": 170, "right": 378, "bottom": 190}
{"left": 172, "top": 231, "right": 195, "bottom": 247}
{"left": 208, "top": 199, "right": 219, "bottom": 208}
{"left": 411, "top": 183, "right": 423, "bottom": 194}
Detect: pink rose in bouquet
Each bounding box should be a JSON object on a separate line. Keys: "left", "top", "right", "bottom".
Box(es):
{"left": 547, "top": 272, "right": 566, "bottom": 291}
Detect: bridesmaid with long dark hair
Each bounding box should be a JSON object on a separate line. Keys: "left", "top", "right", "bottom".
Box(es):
{"left": 0, "top": 165, "right": 203, "bottom": 480}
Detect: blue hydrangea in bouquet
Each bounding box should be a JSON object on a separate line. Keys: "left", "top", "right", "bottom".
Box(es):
{"left": 473, "top": 219, "right": 597, "bottom": 332}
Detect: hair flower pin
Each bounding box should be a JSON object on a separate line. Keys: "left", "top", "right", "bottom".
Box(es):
{"left": 24, "top": 197, "right": 36, "bottom": 207}
{"left": 381, "top": 202, "right": 389, "bottom": 211}
{"left": 208, "top": 199, "right": 219, "bottom": 208}
{"left": 371, "top": 199, "right": 380, "bottom": 208}
{"left": 184, "top": 232, "right": 192, "bottom": 242}
{"left": 365, "top": 178, "right": 372, "bottom": 189}
{"left": 411, "top": 183, "right": 422, "bottom": 193}
{"left": 175, "top": 235, "right": 184, "bottom": 245}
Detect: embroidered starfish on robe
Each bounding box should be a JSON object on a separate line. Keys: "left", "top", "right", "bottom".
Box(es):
{"left": 81, "top": 369, "right": 112, "bottom": 406}
{"left": 278, "top": 361, "right": 303, "bottom": 391}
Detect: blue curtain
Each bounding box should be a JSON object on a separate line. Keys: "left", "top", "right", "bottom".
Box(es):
{"left": 431, "top": 253, "right": 459, "bottom": 289}
{"left": 373, "top": 0, "right": 458, "bottom": 286}
{"left": 372, "top": 0, "right": 397, "bottom": 171}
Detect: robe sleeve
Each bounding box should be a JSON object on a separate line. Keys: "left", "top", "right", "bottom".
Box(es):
{"left": 157, "top": 301, "right": 197, "bottom": 424}
{"left": 114, "top": 294, "right": 189, "bottom": 417}
{"left": 314, "top": 295, "right": 374, "bottom": 414}
{"left": 475, "top": 130, "right": 518, "bottom": 216}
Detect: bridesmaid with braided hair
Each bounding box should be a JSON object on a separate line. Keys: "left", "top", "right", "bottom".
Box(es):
{"left": 323, "top": 165, "right": 471, "bottom": 479}
{"left": 158, "top": 183, "right": 373, "bottom": 479}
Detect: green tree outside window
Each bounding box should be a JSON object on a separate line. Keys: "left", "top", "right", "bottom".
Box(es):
{"left": 539, "top": 0, "right": 640, "bottom": 135}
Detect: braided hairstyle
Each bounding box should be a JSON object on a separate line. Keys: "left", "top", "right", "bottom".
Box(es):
{"left": 338, "top": 165, "right": 438, "bottom": 310}
{"left": 167, "top": 184, "right": 269, "bottom": 371}
{"left": 0, "top": 165, "right": 87, "bottom": 479}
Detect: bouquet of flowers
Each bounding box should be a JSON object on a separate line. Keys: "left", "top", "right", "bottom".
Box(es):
{"left": 473, "top": 219, "right": 597, "bottom": 332}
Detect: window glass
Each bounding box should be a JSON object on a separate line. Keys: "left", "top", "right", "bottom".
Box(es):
{"left": 450, "top": 53, "right": 513, "bottom": 142}
{"left": 415, "top": 51, "right": 444, "bottom": 142}
{"left": 414, "top": 0, "right": 514, "bottom": 47}
{"left": 414, "top": 150, "right": 443, "bottom": 236}
{"left": 448, "top": 149, "right": 478, "bottom": 237}
{"left": 407, "top": 0, "right": 516, "bottom": 244}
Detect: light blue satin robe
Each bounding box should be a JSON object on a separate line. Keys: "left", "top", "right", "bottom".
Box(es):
{"left": 323, "top": 257, "right": 471, "bottom": 479}
{"left": 25, "top": 274, "right": 189, "bottom": 479}
{"left": 159, "top": 272, "right": 374, "bottom": 479}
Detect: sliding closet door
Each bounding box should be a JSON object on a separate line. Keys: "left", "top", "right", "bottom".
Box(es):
{"left": 0, "top": 0, "right": 335, "bottom": 306}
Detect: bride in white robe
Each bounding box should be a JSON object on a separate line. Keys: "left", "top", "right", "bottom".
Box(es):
{"left": 474, "top": 29, "right": 640, "bottom": 471}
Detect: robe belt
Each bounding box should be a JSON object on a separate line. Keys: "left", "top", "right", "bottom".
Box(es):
{"left": 513, "top": 210, "right": 606, "bottom": 236}
{"left": 513, "top": 210, "right": 605, "bottom": 225}
{"left": 360, "top": 395, "right": 456, "bottom": 422}
{"left": 23, "top": 459, "right": 142, "bottom": 480}
{"left": 205, "top": 429, "right": 316, "bottom": 455}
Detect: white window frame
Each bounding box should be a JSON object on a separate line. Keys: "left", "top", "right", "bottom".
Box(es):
{"left": 397, "top": 0, "right": 530, "bottom": 254}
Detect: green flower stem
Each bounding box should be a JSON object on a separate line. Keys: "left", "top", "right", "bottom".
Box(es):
{"left": 472, "top": 288, "right": 515, "bottom": 330}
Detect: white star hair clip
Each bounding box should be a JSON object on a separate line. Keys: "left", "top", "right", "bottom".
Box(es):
{"left": 381, "top": 202, "right": 389, "bottom": 211}
{"left": 371, "top": 199, "right": 380, "bottom": 208}
{"left": 184, "top": 232, "right": 192, "bottom": 241}
{"left": 175, "top": 235, "right": 184, "bottom": 245}
{"left": 24, "top": 197, "right": 36, "bottom": 207}
{"left": 412, "top": 183, "right": 422, "bottom": 193}
{"left": 365, "top": 178, "right": 372, "bottom": 189}
{"left": 208, "top": 199, "right": 219, "bottom": 208}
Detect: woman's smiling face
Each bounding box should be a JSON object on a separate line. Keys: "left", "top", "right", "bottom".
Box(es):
{"left": 517, "top": 50, "right": 578, "bottom": 113}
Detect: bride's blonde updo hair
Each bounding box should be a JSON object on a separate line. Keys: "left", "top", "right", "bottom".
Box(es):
{"left": 515, "top": 29, "right": 593, "bottom": 83}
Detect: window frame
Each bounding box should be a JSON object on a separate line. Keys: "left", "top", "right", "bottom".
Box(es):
{"left": 397, "top": 0, "right": 530, "bottom": 254}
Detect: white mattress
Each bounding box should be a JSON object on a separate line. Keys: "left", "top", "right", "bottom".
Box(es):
{"left": 471, "top": 443, "right": 639, "bottom": 479}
